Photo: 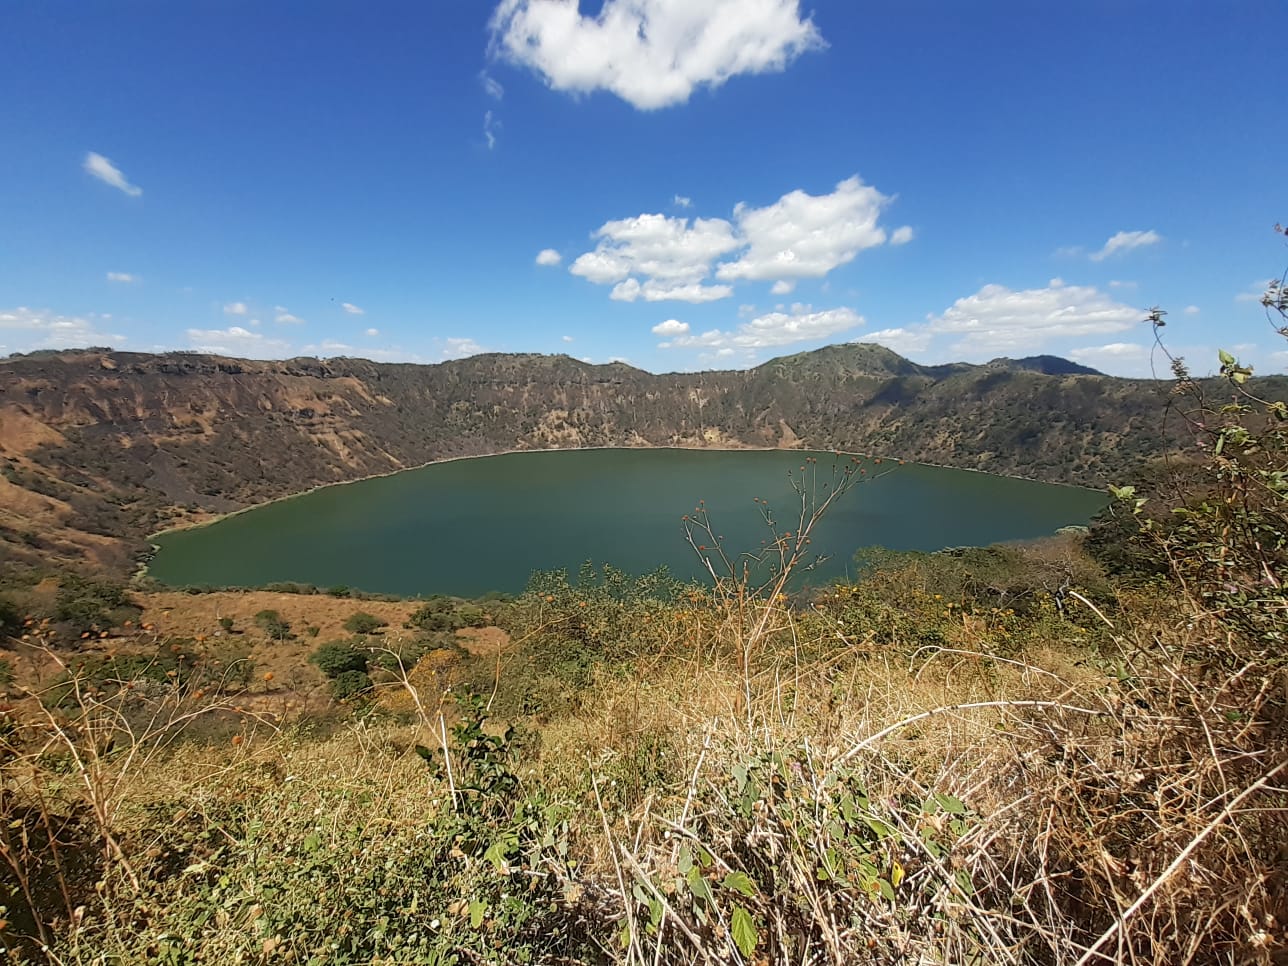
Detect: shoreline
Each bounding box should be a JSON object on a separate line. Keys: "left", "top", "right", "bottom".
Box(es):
{"left": 142, "top": 440, "right": 1105, "bottom": 548}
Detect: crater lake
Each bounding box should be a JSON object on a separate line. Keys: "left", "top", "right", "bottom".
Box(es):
{"left": 146, "top": 448, "right": 1109, "bottom": 597}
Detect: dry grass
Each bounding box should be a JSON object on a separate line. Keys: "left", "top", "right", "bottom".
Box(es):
{"left": 1, "top": 581, "right": 1285, "bottom": 963}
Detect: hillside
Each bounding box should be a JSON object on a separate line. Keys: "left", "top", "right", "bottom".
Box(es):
{"left": 0, "top": 342, "right": 1273, "bottom": 580}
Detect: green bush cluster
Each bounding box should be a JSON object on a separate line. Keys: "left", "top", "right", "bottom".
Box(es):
{"left": 309, "top": 641, "right": 372, "bottom": 700}
{"left": 52, "top": 576, "right": 139, "bottom": 635}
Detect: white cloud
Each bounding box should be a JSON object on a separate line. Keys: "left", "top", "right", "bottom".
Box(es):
{"left": 489, "top": 0, "right": 824, "bottom": 110}
{"left": 0, "top": 307, "right": 125, "bottom": 353}
{"left": 1107, "top": 279, "right": 1137, "bottom": 289}
{"left": 223, "top": 301, "right": 248, "bottom": 316}
{"left": 83, "top": 152, "right": 142, "bottom": 197}
{"left": 535, "top": 248, "right": 563, "bottom": 267}
{"left": 1235, "top": 279, "right": 1276, "bottom": 303}
{"left": 571, "top": 174, "right": 898, "bottom": 304}
{"left": 341, "top": 302, "right": 365, "bottom": 315}
{"left": 302, "top": 339, "right": 354, "bottom": 355}
{"left": 1067, "top": 342, "right": 1153, "bottom": 376}
{"left": 481, "top": 71, "right": 505, "bottom": 100}
{"left": 610, "top": 277, "right": 733, "bottom": 302}
{"left": 186, "top": 326, "right": 290, "bottom": 358}
{"left": 674, "top": 195, "right": 692, "bottom": 208}
{"left": 716, "top": 176, "right": 891, "bottom": 282}
{"left": 651, "top": 319, "right": 691, "bottom": 336}
{"left": 106, "top": 272, "right": 137, "bottom": 283}
{"left": 364, "top": 327, "right": 380, "bottom": 337}
{"left": 442, "top": 337, "right": 487, "bottom": 359}
{"left": 925, "top": 279, "right": 1143, "bottom": 355}
{"left": 864, "top": 326, "right": 932, "bottom": 355}
{"left": 1184, "top": 305, "right": 1200, "bottom": 315}
{"left": 571, "top": 212, "right": 740, "bottom": 301}
{"left": 561, "top": 334, "right": 574, "bottom": 342}
{"left": 661, "top": 304, "right": 862, "bottom": 351}
{"left": 890, "top": 225, "right": 915, "bottom": 246}
{"left": 1089, "top": 229, "right": 1161, "bottom": 262}
{"left": 484, "top": 110, "right": 499, "bottom": 150}
{"left": 274, "top": 306, "right": 306, "bottom": 325}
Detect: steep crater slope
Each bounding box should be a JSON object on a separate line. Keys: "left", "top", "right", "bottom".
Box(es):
{"left": 1, "top": 344, "right": 1258, "bottom": 580}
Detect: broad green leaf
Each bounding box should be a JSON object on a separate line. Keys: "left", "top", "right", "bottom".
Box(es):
{"left": 685, "top": 867, "right": 714, "bottom": 905}
{"left": 934, "top": 793, "right": 966, "bottom": 815}
{"left": 721, "top": 871, "right": 757, "bottom": 898}
{"left": 1219, "top": 348, "right": 1235, "bottom": 367}
{"left": 468, "top": 899, "right": 487, "bottom": 929}
{"left": 730, "top": 905, "right": 758, "bottom": 959}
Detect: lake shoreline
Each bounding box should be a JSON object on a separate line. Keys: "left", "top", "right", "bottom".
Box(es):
{"left": 138, "top": 443, "right": 1106, "bottom": 587}
{"left": 144, "top": 441, "right": 1104, "bottom": 542}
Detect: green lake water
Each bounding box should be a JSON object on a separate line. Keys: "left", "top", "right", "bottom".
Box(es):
{"left": 147, "top": 449, "right": 1108, "bottom": 597}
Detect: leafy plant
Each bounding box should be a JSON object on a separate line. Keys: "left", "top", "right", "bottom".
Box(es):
{"left": 254, "top": 608, "right": 292, "bottom": 641}
{"left": 309, "top": 641, "right": 369, "bottom": 678}
{"left": 343, "top": 610, "right": 387, "bottom": 635}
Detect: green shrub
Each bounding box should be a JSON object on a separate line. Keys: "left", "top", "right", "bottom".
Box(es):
{"left": 53, "top": 577, "right": 139, "bottom": 635}
{"left": 343, "top": 611, "right": 387, "bottom": 635}
{"left": 309, "top": 641, "right": 369, "bottom": 678}
{"left": 0, "top": 598, "right": 22, "bottom": 639}
{"left": 216, "top": 615, "right": 235, "bottom": 633}
{"left": 406, "top": 596, "right": 463, "bottom": 632}
{"left": 329, "top": 669, "right": 373, "bottom": 701}
{"left": 254, "top": 609, "right": 291, "bottom": 641}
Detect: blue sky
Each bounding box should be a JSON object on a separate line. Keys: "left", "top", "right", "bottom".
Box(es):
{"left": 2, "top": 0, "right": 1285, "bottom": 377}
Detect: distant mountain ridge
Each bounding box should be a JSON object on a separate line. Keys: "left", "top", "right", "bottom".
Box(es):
{"left": 1, "top": 341, "right": 1277, "bottom": 579}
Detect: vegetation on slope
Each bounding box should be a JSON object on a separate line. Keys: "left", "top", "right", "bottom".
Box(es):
{"left": 0, "top": 261, "right": 1285, "bottom": 963}
{"left": 7, "top": 339, "right": 1283, "bottom": 583}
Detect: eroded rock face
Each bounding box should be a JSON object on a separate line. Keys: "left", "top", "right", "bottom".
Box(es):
{"left": 0, "top": 344, "right": 1253, "bottom": 579}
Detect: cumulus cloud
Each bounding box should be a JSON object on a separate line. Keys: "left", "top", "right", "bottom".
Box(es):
{"left": 864, "top": 326, "right": 932, "bottom": 355}
{"left": 535, "top": 248, "right": 563, "bottom": 266}
{"left": 302, "top": 339, "right": 354, "bottom": 355}
{"left": 716, "top": 176, "right": 891, "bottom": 282}
{"left": 674, "top": 195, "right": 692, "bottom": 208}
{"left": 83, "top": 152, "right": 142, "bottom": 197}
{"left": 0, "top": 307, "right": 125, "bottom": 354}
{"left": 106, "top": 272, "right": 137, "bottom": 283}
{"left": 1067, "top": 342, "right": 1153, "bottom": 376}
{"left": 341, "top": 302, "right": 365, "bottom": 315}
{"left": 442, "top": 337, "right": 487, "bottom": 359}
{"left": 274, "top": 306, "right": 306, "bottom": 325}
{"left": 489, "top": 0, "right": 824, "bottom": 110}
{"left": 890, "top": 225, "right": 915, "bottom": 246}
{"left": 561, "top": 334, "right": 574, "bottom": 342}
{"left": 571, "top": 175, "right": 898, "bottom": 303}
{"left": 223, "top": 301, "right": 248, "bottom": 316}
{"left": 571, "top": 212, "right": 740, "bottom": 302}
{"left": 659, "top": 304, "right": 862, "bottom": 351}
{"left": 364, "top": 327, "right": 380, "bottom": 337}
{"left": 925, "top": 279, "right": 1143, "bottom": 355}
{"left": 651, "top": 319, "right": 691, "bottom": 336}
{"left": 610, "top": 278, "right": 733, "bottom": 302}
{"left": 186, "top": 326, "right": 291, "bottom": 357}
{"left": 1089, "top": 229, "right": 1161, "bottom": 262}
